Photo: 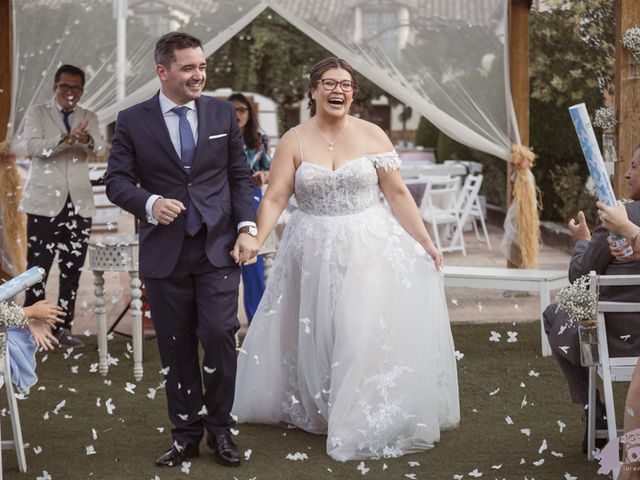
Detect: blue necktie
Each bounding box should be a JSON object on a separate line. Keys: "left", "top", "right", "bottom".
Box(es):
{"left": 172, "top": 106, "right": 201, "bottom": 236}
{"left": 62, "top": 110, "right": 72, "bottom": 133}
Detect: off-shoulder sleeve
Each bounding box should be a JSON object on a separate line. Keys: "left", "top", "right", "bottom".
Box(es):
{"left": 368, "top": 150, "right": 402, "bottom": 171}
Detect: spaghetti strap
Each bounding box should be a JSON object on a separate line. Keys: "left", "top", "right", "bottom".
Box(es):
{"left": 291, "top": 127, "right": 304, "bottom": 163}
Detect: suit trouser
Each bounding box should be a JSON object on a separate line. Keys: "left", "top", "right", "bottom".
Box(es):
{"left": 144, "top": 227, "right": 240, "bottom": 444}
{"left": 24, "top": 197, "right": 91, "bottom": 331}
{"left": 543, "top": 304, "right": 604, "bottom": 416}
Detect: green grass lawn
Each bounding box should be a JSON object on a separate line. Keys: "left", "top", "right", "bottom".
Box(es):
{"left": 1, "top": 322, "right": 614, "bottom": 479}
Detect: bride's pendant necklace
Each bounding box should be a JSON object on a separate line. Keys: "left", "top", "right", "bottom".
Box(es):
{"left": 314, "top": 119, "right": 348, "bottom": 152}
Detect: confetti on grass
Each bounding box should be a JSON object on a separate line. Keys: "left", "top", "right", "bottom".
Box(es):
{"left": 286, "top": 452, "right": 308, "bottom": 461}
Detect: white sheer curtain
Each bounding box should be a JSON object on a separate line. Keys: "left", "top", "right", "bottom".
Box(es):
{"left": 10, "top": 0, "right": 265, "bottom": 136}
{"left": 11, "top": 0, "right": 518, "bottom": 159}
{"left": 269, "top": 0, "right": 517, "bottom": 160}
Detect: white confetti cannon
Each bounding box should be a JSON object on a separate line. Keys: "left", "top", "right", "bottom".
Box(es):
{"left": 0, "top": 267, "right": 45, "bottom": 303}
{"left": 569, "top": 103, "right": 632, "bottom": 257}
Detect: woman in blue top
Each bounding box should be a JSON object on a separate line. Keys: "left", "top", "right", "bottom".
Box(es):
{"left": 228, "top": 93, "right": 271, "bottom": 323}
{"left": 0, "top": 299, "right": 64, "bottom": 390}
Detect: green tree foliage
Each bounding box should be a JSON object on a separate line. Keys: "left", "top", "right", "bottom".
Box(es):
{"left": 530, "top": 0, "right": 614, "bottom": 222}
{"left": 205, "top": 9, "right": 391, "bottom": 131}
{"left": 414, "top": 117, "right": 439, "bottom": 150}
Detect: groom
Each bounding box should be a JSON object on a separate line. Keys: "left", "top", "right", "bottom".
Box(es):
{"left": 106, "top": 31, "right": 259, "bottom": 467}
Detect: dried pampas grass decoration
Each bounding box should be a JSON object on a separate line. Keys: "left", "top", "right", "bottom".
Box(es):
{"left": 511, "top": 144, "right": 540, "bottom": 269}
{"left": 0, "top": 139, "right": 27, "bottom": 275}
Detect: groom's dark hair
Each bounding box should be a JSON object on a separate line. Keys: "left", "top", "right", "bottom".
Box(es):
{"left": 154, "top": 32, "right": 203, "bottom": 67}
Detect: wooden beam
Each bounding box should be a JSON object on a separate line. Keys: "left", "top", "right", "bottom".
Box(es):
{"left": 507, "top": 0, "right": 530, "bottom": 268}
{"left": 509, "top": 0, "right": 530, "bottom": 157}
{"left": 0, "top": 0, "right": 12, "bottom": 141}
{"left": 508, "top": 0, "right": 531, "bottom": 205}
{"left": 615, "top": 0, "right": 640, "bottom": 199}
{"left": 0, "top": 0, "right": 13, "bottom": 283}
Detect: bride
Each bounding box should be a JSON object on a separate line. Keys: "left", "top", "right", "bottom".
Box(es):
{"left": 232, "top": 57, "right": 460, "bottom": 461}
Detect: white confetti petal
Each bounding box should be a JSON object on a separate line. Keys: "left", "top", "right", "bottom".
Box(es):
{"left": 286, "top": 452, "right": 308, "bottom": 461}
{"left": 356, "top": 461, "right": 369, "bottom": 475}
{"left": 538, "top": 439, "right": 548, "bottom": 454}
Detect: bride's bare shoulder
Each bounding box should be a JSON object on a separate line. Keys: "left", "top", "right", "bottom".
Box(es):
{"left": 352, "top": 117, "right": 394, "bottom": 153}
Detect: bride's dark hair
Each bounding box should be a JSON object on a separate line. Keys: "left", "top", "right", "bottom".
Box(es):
{"left": 307, "top": 57, "right": 358, "bottom": 116}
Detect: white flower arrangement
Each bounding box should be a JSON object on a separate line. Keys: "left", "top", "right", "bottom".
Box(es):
{"left": 554, "top": 274, "right": 596, "bottom": 326}
{"left": 593, "top": 107, "right": 617, "bottom": 130}
{"left": 623, "top": 27, "right": 640, "bottom": 51}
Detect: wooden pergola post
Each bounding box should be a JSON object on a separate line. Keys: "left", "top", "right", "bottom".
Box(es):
{"left": 614, "top": 0, "right": 640, "bottom": 199}
{"left": 0, "top": 0, "right": 12, "bottom": 142}
{"left": 507, "top": 0, "right": 531, "bottom": 268}
{"left": 0, "top": 0, "right": 13, "bottom": 283}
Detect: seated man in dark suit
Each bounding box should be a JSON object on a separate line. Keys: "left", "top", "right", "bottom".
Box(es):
{"left": 544, "top": 145, "right": 640, "bottom": 454}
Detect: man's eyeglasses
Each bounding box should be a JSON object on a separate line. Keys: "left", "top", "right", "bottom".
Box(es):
{"left": 317, "top": 78, "right": 355, "bottom": 92}
{"left": 235, "top": 106, "right": 249, "bottom": 114}
{"left": 56, "top": 83, "right": 84, "bottom": 93}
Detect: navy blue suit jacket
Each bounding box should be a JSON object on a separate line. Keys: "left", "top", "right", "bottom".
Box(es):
{"left": 106, "top": 93, "right": 255, "bottom": 278}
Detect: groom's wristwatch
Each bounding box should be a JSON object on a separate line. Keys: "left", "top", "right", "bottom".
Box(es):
{"left": 239, "top": 225, "right": 258, "bottom": 237}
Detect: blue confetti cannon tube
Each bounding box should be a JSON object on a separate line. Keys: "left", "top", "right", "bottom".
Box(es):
{"left": 0, "top": 267, "right": 45, "bottom": 303}
{"left": 569, "top": 103, "right": 632, "bottom": 257}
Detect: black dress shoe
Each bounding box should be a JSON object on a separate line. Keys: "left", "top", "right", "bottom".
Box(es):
{"left": 207, "top": 433, "right": 241, "bottom": 467}
{"left": 155, "top": 442, "right": 200, "bottom": 467}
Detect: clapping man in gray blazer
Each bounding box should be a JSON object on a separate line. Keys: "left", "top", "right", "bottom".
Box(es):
{"left": 19, "top": 64, "right": 102, "bottom": 348}
{"left": 544, "top": 145, "right": 640, "bottom": 454}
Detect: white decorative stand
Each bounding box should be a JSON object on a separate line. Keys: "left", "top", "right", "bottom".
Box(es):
{"left": 88, "top": 235, "right": 143, "bottom": 381}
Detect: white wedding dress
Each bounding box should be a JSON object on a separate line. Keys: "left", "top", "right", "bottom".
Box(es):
{"left": 233, "top": 149, "right": 460, "bottom": 461}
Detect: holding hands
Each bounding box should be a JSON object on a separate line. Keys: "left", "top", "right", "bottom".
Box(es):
{"left": 231, "top": 233, "right": 260, "bottom": 266}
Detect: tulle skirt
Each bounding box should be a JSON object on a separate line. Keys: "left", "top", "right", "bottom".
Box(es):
{"left": 233, "top": 204, "right": 459, "bottom": 461}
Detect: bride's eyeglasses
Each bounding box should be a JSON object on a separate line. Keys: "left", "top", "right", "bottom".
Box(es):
{"left": 318, "top": 79, "right": 355, "bottom": 92}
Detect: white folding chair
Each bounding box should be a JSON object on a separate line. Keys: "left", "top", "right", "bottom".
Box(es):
{"left": 461, "top": 174, "right": 491, "bottom": 249}
{"left": 418, "top": 176, "right": 465, "bottom": 255}
{"left": 0, "top": 328, "right": 27, "bottom": 478}
{"left": 586, "top": 271, "right": 640, "bottom": 479}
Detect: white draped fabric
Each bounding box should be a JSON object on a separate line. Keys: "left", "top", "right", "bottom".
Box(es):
{"left": 11, "top": 0, "right": 518, "bottom": 161}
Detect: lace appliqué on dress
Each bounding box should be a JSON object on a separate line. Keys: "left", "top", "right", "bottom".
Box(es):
{"left": 355, "top": 317, "right": 414, "bottom": 458}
